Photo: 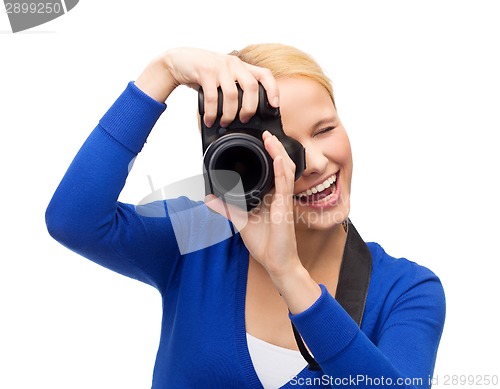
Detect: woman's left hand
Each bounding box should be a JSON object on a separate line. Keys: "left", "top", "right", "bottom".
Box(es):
{"left": 206, "top": 131, "right": 298, "bottom": 274}
{"left": 205, "top": 131, "right": 321, "bottom": 312}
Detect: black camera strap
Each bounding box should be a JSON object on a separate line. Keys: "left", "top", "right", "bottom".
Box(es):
{"left": 291, "top": 219, "right": 372, "bottom": 371}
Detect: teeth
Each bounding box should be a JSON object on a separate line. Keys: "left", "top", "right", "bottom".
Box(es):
{"left": 296, "top": 173, "right": 337, "bottom": 198}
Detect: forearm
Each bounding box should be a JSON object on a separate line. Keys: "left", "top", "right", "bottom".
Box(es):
{"left": 314, "top": 329, "right": 430, "bottom": 389}
{"left": 288, "top": 278, "right": 444, "bottom": 389}
{"left": 46, "top": 82, "right": 166, "bottom": 244}
{"left": 277, "top": 277, "right": 417, "bottom": 387}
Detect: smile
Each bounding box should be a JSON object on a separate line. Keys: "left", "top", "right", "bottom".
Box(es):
{"left": 295, "top": 173, "right": 337, "bottom": 199}
{"left": 293, "top": 172, "right": 340, "bottom": 208}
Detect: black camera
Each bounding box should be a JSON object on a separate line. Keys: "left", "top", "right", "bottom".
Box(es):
{"left": 199, "top": 83, "right": 306, "bottom": 210}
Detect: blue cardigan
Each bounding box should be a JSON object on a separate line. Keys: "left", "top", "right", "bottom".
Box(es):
{"left": 45, "top": 82, "right": 446, "bottom": 388}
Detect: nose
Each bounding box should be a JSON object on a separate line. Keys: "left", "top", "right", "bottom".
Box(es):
{"left": 301, "top": 144, "right": 328, "bottom": 177}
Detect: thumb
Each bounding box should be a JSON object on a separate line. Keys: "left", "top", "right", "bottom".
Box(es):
{"left": 204, "top": 195, "right": 249, "bottom": 231}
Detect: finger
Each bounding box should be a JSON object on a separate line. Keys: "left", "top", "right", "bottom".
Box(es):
{"left": 263, "top": 133, "right": 296, "bottom": 177}
{"left": 236, "top": 77, "right": 259, "bottom": 123}
{"left": 245, "top": 64, "right": 280, "bottom": 108}
{"left": 272, "top": 156, "right": 294, "bottom": 213}
{"left": 204, "top": 194, "right": 249, "bottom": 231}
{"left": 218, "top": 78, "right": 239, "bottom": 128}
{"left": 199, "top": 81, "right": 219, "bottom": 128}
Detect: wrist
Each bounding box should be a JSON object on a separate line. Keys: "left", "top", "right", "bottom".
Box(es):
{"left": 270, "top": 264, "right": 322, "bottom": 315}
{"left": 135, "top": 55, "right": 178, "bottom": 103}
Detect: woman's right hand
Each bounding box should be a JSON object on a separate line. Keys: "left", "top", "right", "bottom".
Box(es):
{"left": 134, "top": 47, "right": 280, "bottom": 127}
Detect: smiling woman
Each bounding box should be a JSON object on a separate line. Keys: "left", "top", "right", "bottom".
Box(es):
{"left": 45, "top": 43, "right": 445, "bottom": 388}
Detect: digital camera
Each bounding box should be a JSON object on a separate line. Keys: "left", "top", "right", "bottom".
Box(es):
{"left": 199, "top": 83, "right": 306, "bottom": 210}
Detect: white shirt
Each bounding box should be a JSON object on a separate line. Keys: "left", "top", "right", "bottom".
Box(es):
{"left": 246, "top": 332, "right": 307, "bottom": 389}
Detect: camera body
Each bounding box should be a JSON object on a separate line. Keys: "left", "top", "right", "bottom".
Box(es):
{"left": 199, "top": 83, "right": 306, "bottom": 210}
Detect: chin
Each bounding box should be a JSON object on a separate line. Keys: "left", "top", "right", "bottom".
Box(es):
{"left": 294, "top": 203, "right": 350, "bottom": 231}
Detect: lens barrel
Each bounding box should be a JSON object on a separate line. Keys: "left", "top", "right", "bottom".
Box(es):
{"left": 204, "top": 133, "right": 274, "bottom": 210}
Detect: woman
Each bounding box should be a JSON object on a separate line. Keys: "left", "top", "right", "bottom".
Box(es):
{"left": 46, "top": 44, "right": 445, "bottom": 388}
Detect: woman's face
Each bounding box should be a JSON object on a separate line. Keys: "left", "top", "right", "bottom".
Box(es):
{"left": 277, "top": 76, "right": 353, "bottom": 231}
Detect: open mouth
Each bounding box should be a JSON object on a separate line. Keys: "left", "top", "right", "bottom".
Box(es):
{"left": 294, "top": 173, "right": 338, "bottom": 204}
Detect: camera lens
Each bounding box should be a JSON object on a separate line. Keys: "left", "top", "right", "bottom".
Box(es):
{"left": 205, "top": 133, "right": 274, "bottom": 209}
{"left": 214, "top": 146, "right": 261, "bottom": 192}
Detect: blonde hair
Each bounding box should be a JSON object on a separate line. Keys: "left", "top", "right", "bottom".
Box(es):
{"left": 230, "top": 43, "right": 335, "bottom": 107}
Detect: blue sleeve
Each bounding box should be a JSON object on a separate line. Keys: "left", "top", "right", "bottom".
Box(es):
{"left": 290, "top": 265, "right": 446, "bottom": 388}
{"left": 45, "top": 82, "right": 181, "bottom": 293}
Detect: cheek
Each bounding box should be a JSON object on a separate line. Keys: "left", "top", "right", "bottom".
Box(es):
{"left": 327, "top": 134, "right": 353, "bottom": 187}
{"left": 326, "top": 133, "right": 353, "bottom": 167}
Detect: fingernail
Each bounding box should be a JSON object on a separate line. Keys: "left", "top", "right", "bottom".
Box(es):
{"left": 273, "top": 97, "right": 280, "bottom": 107}
{"left": 204, "top": 117, "right": 214, "bottom": 128}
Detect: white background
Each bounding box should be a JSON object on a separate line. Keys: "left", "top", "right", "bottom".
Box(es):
{"left": 1, "top": 1, "right": 499, "bottom": 388}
